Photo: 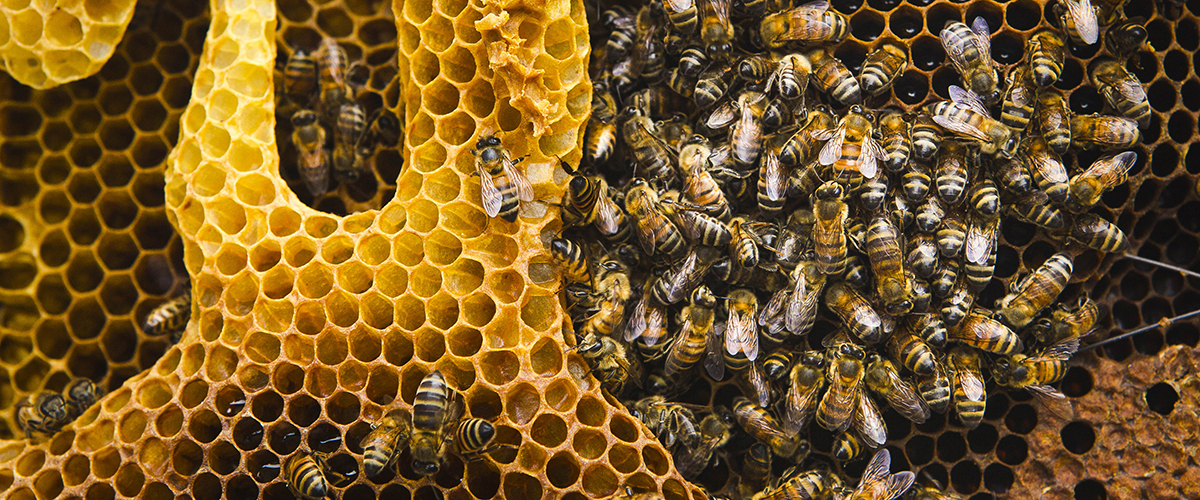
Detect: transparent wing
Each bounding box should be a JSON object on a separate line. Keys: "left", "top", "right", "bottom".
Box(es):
{"left": 881, "top": 372, "right": 930, "bottom": 424}
{"left": 1037, "top": 334, "right": 1081, "bottom": 361}
{"left": 857, "top": 449, "right": 892, "bottom": 490}
{"left": 860, "top": 137, "right": 883, "bottom": 179}
{"left": 933, "top": 112, "right": 991, "bottom": 142}
{"left": 762, "top": 149, "right": 787, "bottom": 200}
{"left": 664, "top": 0, "right": 693, "bottom": 14}
{"left": 818, "top": 126, "right": 846, "bottom": 166}
{"left": 956, "top": 363, "right": 985, "bottom": 401}
{"left": 1068, "top": 0, "right": 1099, "bottom": 44}
{"left": 625, "top": 295, "right": 650, "bottom": 343}
{"left": 477, "top": 166, "right": 504, "bottom": 217}
{"left": 725, "top": 307, "right": 760, "bottom": 361}
{"left": 704, "top": 322, "right": 727, "bottom": 380}
{"left": 706, "top": 102, "right": 738, "bottom": 129}
{"left": 964, "top": 219, "right": 995, "bottom": 264}
{"left": 594, "top": 196, "right": 623, "bottom": 236}
{"left": 948, "top": 85, "right": 989, "bottom": 115}
{"left": 883, "top": 472, "right": 917, "bottom": 500}
{"left": 940, "top": 29, "right": 972, "bottom": 76}
{"left": 504, "top": 160, "right": 535, "bottom": 202}
{"left": 854, "top": 394, "right": 888, "bottom": 447}
{"left": 785, "top": 373, "right": 823, "bottom": 436}
{"left": 1027, "top": 384, "right": 1075, "bottom": 420}
{"left": 970, "top": 16, "right": 992, "bottom": 62}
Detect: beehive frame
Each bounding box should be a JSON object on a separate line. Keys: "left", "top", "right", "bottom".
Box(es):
{"left": 0, "top": 0, "right": 1196, "bottom": 499}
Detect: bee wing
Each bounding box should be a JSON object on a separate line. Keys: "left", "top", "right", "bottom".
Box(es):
{"left": 883, "top": 472, "right": 918, "bottom": 500}
{"left": 955, "top": 362, "right": 985, "bottom": 402}
{"left": 970, "top": 16, "right": 992, "bottom": 62}
{"left": 797, "top": 0, "right": 830, "bottom": 16}
{"left": 725, "top": 305, "right": 760, "bottom": 361}
{"left": 708, "top": 0, "right": 731, "bottom": 27}
{"left": 1027, "top": 384, "right": 1076, "bottom": 420}
{"left": 940, "top": 31, "right": 973, "bottom": 76}
{"left": 1038, "top": 334, "right": 1082, "bottom": 361}
{"left": 964, "top": 219, "right": 996, "bottom": 265}
{"left": 1028, "top": 153, "right": 1069, "bottom": 183}
{"left": 786, "top": 272, "right": 821, "bottom": 334}
{"left": 948, "top": 85, "right": 989, "bottom": 115}
{"left": 882, "top": 372, "right": 931, "bottom": 424}
{"left": 737, "top": 363, "right": 772, "bottom": 408}
{"left": 762, "top": 149, "right": 787, "bottom": 200}
{"left": 858, "top": 448, "right": 893, "bottom": 489}
{"left": 664, "top": 0, "right": 693, "bottom": 14}
{"left": 785, "top": 373, "right": 823, "bottom": 437}
{"left": 933, "top": 110, "right": 991, "bottom": 143}
{"left": 853, "top": 393, "right": 888, "bottom": 448}
{"left": 503, "top": 160, "right": 535, "bottom": 202}
{"left": 860, "top": 137, "right": 883, "bottom": 179}
{"left": 594, "top": 196, "right": 623, "bottom": 236}
{"left": 705, "top": 322, "right": 727, "bottom": 380}
{"left": 625, "top": 295, "right": 650, "bottom": 343}
{"left": 1010, "top": 78, "right": 1033, "bottom": 108}
{"left": 818, "top": 126, "right": 846, "bottom": 166}
{"left": 707, "top": 101, "right": 739, "bottom": 129}
{"left": 621, "top": 343, "right": 647, "bottom": 389}
{"left": 635, "top": 215, "right": 659, "bottom": 255}
{"left": 1067, "top": 0, "right": 1099, "bottom": 44}
{"left": 477, "top": 164, "right": 505, "bottom": 217}
{"left": 759, "top": 287, "right": 788, "bottom": 326}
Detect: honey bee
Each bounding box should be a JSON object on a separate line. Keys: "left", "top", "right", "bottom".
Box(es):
{"left": 779, "top": 105, "right": 838, "bottom": 167}
{"left": 695, "top": 61, "right": 736, "bottom": 109}
{"left": 290, "top": 110, "right": 330, "bottom": 197}
{"left": 629, "top": 292, "right": 671, "bottom": 359}
{"left": 807, "top": 48, "right": 863, "bottom": 106}
{"left": 931, "top": 258, "right": 960, "bottom": 300}
{"left": 1000, "top": 65, "right": 1036, "bottom": 131}
{"left": 845, "top": 449, "right": 916, "bottom": 500}
{"left": 755, "top": 468, "right": 837, "bottom": 500}
{"left": 567, "top": 173, "right": 629, "bottom": 241}
{"left": 331, "top": 102, "right": 367, "bottom": 182}
{"left": 453, "top": 418, "right": 505, "bottom": 462}
{"left": 833, "top": 432, "right": 864, "bottom": 461}
{"left": 707, "top": 90, "right": 767, "bottom": 166}
{"left": 909, "top": 274, "right": 933, "bottom": 314}
{"left": 783, "top": 350, "right": 826, "bottom": 437}
{"left": 603, "top": 7, "right": 638, "bottom": 60}
{"left": 1066, "top": 151, "right": 1136, "bottom": 213}
{"left": 1027, "top": 29, "right": 1066, "bottom": 88}
{"left": 739, "top": 443, "right": 773, "bottom": 498}
{"left": 992, "top": 335, "right": 1080, "bottom": 420}
{"left": 316, "top": 38, "right": 353, "bottom": 119}
{"left": 891, "top": 195, "right": 914, "bottom": 230}
{"left": 966, "top": 177, "right": 1000, "bottom": 219}
{"left": 1069, "top": 213, "right": 1131, "bottom": 253}
{"left": 906, "top": 474, "right": 965, "bottom": 500}
{"left": 629, "top": 396, "right": 700, "bottom": 449}
{"left": 283, "top": 49, "right": 318, "bottom": 106}
{"left": 143, "top": 287, "right": 192, "bottom": 338}
{"left": 911, "top": 113, "right": 943, "bottom": 161}
{"left": 865, "top": 353, "right": 930, "bottom": 424}
{"left": 818, "top": 105, "right": 882, "bottom": 180}
{"left": 917, "top": 357, "right": 951, "bottom": 414}
{"left": 930, "top": 86, "right": 1017, "bottom": 157}
{"left": 666, "top": 286, "right": 718, "bottom": 377}
{"left": 735, "top": 397, "right": 807, "bottom": 459}
{"left": 583, "top": 261, "right": 633, "bottom": 337}
{"left": 622, "top": 108, "right": 677, "bottom": 180}
{"left": 997, "top": 252, "right": 1072, "bottom": 329}
{"left": 360, "top": 410, "right": 411, "bottom": 478}
{"left": 585, "top": 83, "right": 618, "bottom": 165}
{"left": 856, "top": 173, "right": 889, "bottom": 212}
{"left": 950, "top": 310, "right": 1023, "bottom": 355}
{"left": 935, "top": 141, "right": 971, "bottom": 206}
{"left": 676, "top": 410, "right": 734, "bottom": 478}
{"left": 651, "top": 246, "right": 717, "bottom": 306}
{"left": 758, "top": 147, "right": 788, "bottom": 217}
{"left": 818, "top": 336, "right": 865, "bottom": 433}
{"left": 962, "top": 216, "right": 998, "bottom": 294}
{"left": 864, "top": 214, "right": 912, "bottom": 315}
{"left": 699, "top": 0, "right": 734, "bottom": 58}
{"left": 826, "top": 282, "right": 884, "bottom": 344}
{"left": 409, "top": 371, "right": 464, "bottom": 475}
{"left": 879, "top": 111, "right": 911, "bottom": 173}
{"left": 663, "top": 0, "right": 698, "bottom": 34}
{"left": 676, "top": 209, "right": 732, "bottom": 247}
{"left": 770, "top": 53, "right": 812, "bottom": 100}
{"left": 947, "top": 347, "right": 986, "bottom": 429}
{"left": 940, "top": 18, "right": 1000, "bottom": 104}
{"left": 1104, "top": 19, "right": 1148, "bottom": 62}
{"left": 678, "top": 136, "right": 733, "bottom": 222}
{"left": 812, "top": 181, "right": 849, "bottom": 275}
{"left": 550, "top": 237, "right": 591, "bottom": 285}
{"left": 906, "top": 233, "right": 939, "bottom": 280}
{"left": 285, "top": 452, "right": 332, "bottom": 500}
{"left": 62, "top": 379, "right": 99, "bottom": 419}
{"left": 1047, "top": 295, "right": 1100, "bottom": 342}
{"left": 861, "top": 41, "right": 909, "bottom": 97}
{"left": 355, "top": 109, "right": 401, "bottom": 161}
{"left": 473, "top": 135, "right": 533, "bottom": 223}
{"left": 725, "top": 288, "right": 761, "bottom": 363}
{"left": 736, "top": 360, "right": 773, "bottom": 410}
{"left": 762, "top": 350, "right": 795, "bottom": 382}
{"left": 888, "top": 325, "right": 937, "bottom": 376}
{"left": 992, "top": 156, "right": 1033, "bottom": 196}
{"left": 941, "top": 278, "right": 975, "bottom": 328}
{"left": 785, "top": 258, "right": 826, "bottom": 335}
{"left": 1070, "top": 113, "right": 1139, "bottom": 150}
{"left": 935, "top": 213, "right": 966, "bottom": 258}
{"left": 15, "top": 392, "right": 68, "bottom": 439}
{"left": 1054, "top": 0, "right": 1100, "bottom": 46}
{"left": 902, "top": 161, "right": 933, "bottom": 202}
{"left": 1090, "top": 57, "right": 1151, "bottom": 127}
{"left": 577, "top": 332, "right": 644, "bottom": 395}
{"left": 1006, "top": 191, "right": 1065, "bottom": 230}
{"left": 626, "top": 179, "right": 688, "bottom": 260}
{"left": 759, "top": 0, "right": 849, "bottom": 49}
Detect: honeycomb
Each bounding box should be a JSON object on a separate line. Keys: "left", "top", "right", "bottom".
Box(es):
{"left": 0, "top": 0, "right": 137, "bottom": 89}
{"left": 0, "top": 0, "right": 1194, "bottom": 500}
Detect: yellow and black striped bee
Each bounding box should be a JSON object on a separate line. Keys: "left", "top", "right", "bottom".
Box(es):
{"left": 865, "top": 353, "right": 929, "bottom": 424}
{"left": 992, "top": 155, "right": 1033, "bottom": 197}
{"left": 963, "top": 215, "right": 998, "bottom": 293}
{"left": 62, "top": 379, "right": 99, "bottom": 419}
{"left": 758, "top": 147, "right": 787, "bottom": 217}
{"left": 621, "top": 107, "right": 677, "bottom": 180}
{"left": 826, "top": 282, "right": 884, "bottom": 344}
{"left": 1047, "top": 295, "right": 1100, "bottom": 342}
{"left": 755, "top": 467, "right": 840, "bottom": 500}
{"left": 940, "top": 18, "right": 1000, "bottom": 104}
{"left": 360, "top": 409, "right": 411, "bottom": 478}
{"left": 739, "top": 443, "right": 773, "bottom": 498}
{"left": 949, "top": 310, "right": 1023, "bottom": 355}
{"left": 911, "top": 113, "right": 943, "bottom": 162}
{"left": 992, "top": 335, "right": 1080, "bottom": 420}
{"left": 332, "top": 101, "right": 367, "bottom": 182}
{"left": 452, "top": 417, "right": 502, "bottom": 460}
{"left": 315, "top": 37, "right": 354, "bottom": 120}
{"left": 833, "top": 432, "right": 865, "bottom": 462}
{"left": 650, "top": 246, "right": 716, "bottom": 307}
{"left": 860, "top": 40, "right": 908, "bottom": 97}
{"left": 627, "top": 180, "right": 689, "bottom": 261}
{"left": 1035, "top": 88, "right": 1071, "bottom": 154}
{"left": 473, "top": 134, "right": 534, "bottom": 223}
{"left": 865, "top": 213, "right": 912, "bottom": 315}
{"left": 285, "top": 452, "right": 332, "bottom": 500}
{"left": 565, "top": 171, "right": 628, "bottom": 240}
{"left": 663, "top": 0, "right": 698, "bottom": 35}
{"left": 1006, "top": 191, "right": 1066, "bottom": 230}
{"left": 812, "top": 181, "right": 849, "bottom": 275}
{"left": 966, "top": 177, "right": 1000, "bottom": 219}
{"left": 1027, "top": 29, "right": 1066, "bottom": 88}
{"left": 15, "top": 392, "right": 69, "bottom": 439}
{"left": 906, "top": 233, "right": 939, "bottom": 279}
{"left": 758, "top": 0, "right": 849, "bottom": 49}
{"left": 1000, "top": 64, "right": 1036, "bottom": 132}
{"left": 889, "top": 321, "right": 938, "bottom": 376}
{"left": 917, "top": 357, "right": 951, "bottom": 414}
{"left": 947, "top": 346, "right": 986, "bottom": 429}
{"left": 1104, "top": 19, "right": 1148, "bottom": 62}
{"left": 725, "top": 288, "right": 761, "bottom": 365}
{"left": 290, "top": 110, "right": 330, "bottom": 198}
{"left": 1054, "top": 0, "right": 1100, "bottom": 46}
{"left": 699, "top": 0, "right": 734, "bottom": 58}
{"left": 676, "top": 410, "right": 734, "bottom": 478}
{"left": 707, "top": 90, "right": 767, "bottom": 167}
{"left": 1090, "top": 57, "right": 1151, "bottom": 127}
{"left": 845, "top": 449, "right": 915, "bottom": 500}
{"left": 779, "top": 105, "right": 838, "bottom": 167}
{"left": 769, "top": 53, "right": 812, "bottom": 100}
{"left": 997, "top": 252, "right": 1072, "bottom": 329}
{"left": 929, "top": 86, "right": 1017, "bottom": 157}
{"left": 807, "top": 48, "right": 863, "bottom": 106}
{"left": 283, "top": 49, "right": 318, "bottom": 106}
{"left": 762, "top": 349, "right": 795, "bottom": 383}
{"left": 143, "top": 287, "right": 192, "bottom": 341}
{"left": 879, "top": 111, "right": 911, "bottom": 173}
{"left": 1066, "top": 151, "right": 1136, "bottom": 213}
{"left": 629, "top": 396, "right": 700, "bottom": 449}
{"left": 902, "top": 160, "right": 932, "bottom": 202}
{"left": 931, "top": 257, "right": 960, "bottom": 300}
{"left": 1070, "top": 113, "right": 1140, "bottom": 150}
{"left": 585, "top": 82, "right": 618, "bottom": 166}
{"left": 817, "top": 335, "right": 866, "bottom": 433}
{"left": 784, "top": 258, "right": 825, "bottom": 336}
{"left": 935, "top": 140, "right": 971, "bottom": 206}
{"left": 577, "top": 332, "right": 644, "bottom": 395}
{"left": 582, "top": 258, "right": 632, "bottom": 338}
{"left": 818, "top": 105, "right": 882, "bottom": 181}
{"left": 628, "top": 284, "right": 671, "bottom": 359}
{"left": 783, "top": 350, "right": 825, "bottom": 437}
{"left": 678, "top": 136, "right": 732, "bottom": 222}
{"left": 935, "top": 213, "right": 966, "bottom": 259}
{"left": 735, "top": 397, "right": 808, "bottom": 460}
{"left": 1069, "top": 213, "right": 1131, "bottom": 253}
{"left": 603, "top": 6, "right": 637, "bottom": 60}
{"left": 550, "top": 237, "right": 591, "bottom": 285}
{"left": 695, "top": 61, "right": 736, "bottom": 109}
{"left": 410, "top": 370, "right": 463, "bottom": 475}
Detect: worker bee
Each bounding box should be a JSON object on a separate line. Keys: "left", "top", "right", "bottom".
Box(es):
{"left": 355, "top": 108, "right": 401, "bottom": 161}
{"left": 283, "top": 49, "right": 318, "bottom": 105}
{"left": 762, "top": 349, "right": 795, "bottom": 384}
{"left": 947, "top": 346, "right": 986, "bottom": 429}
{"left": 966, "top": 178, "right": 1000, "bottom": 219}
{"left": 1000, "top": 64, "right": 1036, "bottom": 131}
{"left": 708, "top": 90, "right": 767, "bottom": 166}
{"left": 62, "top": 379, "right": 99, "bottom": 419}
{"left": 879, "top": 111, "right": 911, "bottom": 173}
{"left": 739, "top": 443, "right": 773, "bottom": 498}
{"left": 1066, "top": 151, "right": 1136, "bottom": 213}
{"left": 818, "top": 105, "right": 882, "bottom": 180}
{"left": 935, "top": 213, "right": 966, "bottom": 258}
{"left": 1048, "top": 295, "right": 1100, "bottom": 342}
{"left": 678, "top": 46, "right": 709, "bottom": 77}
{"left": 914, "top": 357, "right": 951, "bottom": 414}
{"left": 865, "top": 353, "right": 930, "bottom": 424}
{"left": 143, "top": 286, "right": 192, "bottom": 339}
{"left": 992, "top": 335, "right": 1080, "bottom": 419}
{"left": 865, "top": 213, "right": 912, "bottom": 315}
{"left": 997, "top": 252, "right": 1072, "bottom": 329}
{"left": 1006, "top": 191, "right": 1065, "bottom": 230}
{"left": 360, "top": 410, "right": 411, "bottom": 478}
{"left": 811, "top": 181, "right": 849, "bottom": 275}
{"left": 907, "top": 233, "right": 939, "bottom": 279}
{"left": 734, "top": 397, "right": 808, "bottom": 459}
{"left": 1104, "top": 19, "right": 1148, "bottom": 62}
{"left": 452, "top": 418, "right": 504, "bottom": 461}
{"left": 949, "top": 311, "right": 1023, "bottom": 355}
{"left": 1032, "top": 89, "right": 1072, "bottom": 154}
{"left": 676, "top": 410, "right": 734, "bottom": 478}
{"left": 992, "top": 155, "right": 1033, "bottom": 196}
{"left": 909, "top": 274, "right": 933, "bottom": 314}
{"left": 316, "top": 38, "right": 354, "bottom": 119}
{"left": 844, "top": 449, "right": 916, "bottom": 500}
{"left": 826, "top": 282, "right": 884, "bottom": 344}
{"left": 758, "top": 147, "right": 788, "bottom": 216}
{"left": 963, "top": 215, "right": 998, "bottom": 293}
{"left": 628, "top": 396, "right": 699, "bottom": 449}
{"left": 663, "top": 0, "right": 698, "bottom": 35}
{"left": 1069, "top": 213, "right": 1131, "bottom": 253}
{"left": 626, "top": 179, "right": 688, "bottom": 260}
{"left": 940, "top": 18, "right": 1000, "bottom": 104}
{"left": 585, "top": 83, "right": 618, "bottom": 165}
{"left": 603, "top": 6, "right": 637, "bottom": 60}
{"left": 666, "top": 286, "right": 718, "bottom": 378}
{"left": 807, "top": 48, "right": 863, "bottom": 106}
{"left": 913, "top": 312, "right": 948, "bottom": 347}
{"left": 583, "top": 260, "right": 633, "bottom": 337}
{"left": 1070, "top": 113, "right": 1139, "bottom": 150}
{"left": 817, "top": 335, "right": 866, "bottom": 433}
{"left": 409, "top": 371, "right": 464, "bottom": 475}
{"left": 902, "top": 161, "right": 933, "bottom": 202}
{"left": 888, "top": 325, "right": 937, "bottom": 376}
{"left": 911, "top": 113, "right": 943, "bottom": 161}
{"left": 331, "top": 101, "right": 367, "bottom": 182}
{"left": 1027, "top": 29, "right": 1066, "bottom": 88}
{"left": 755, "top": 467, "right": 839, "bottom": 500}
{"left": 935, "top": 141, "right": 971, "bottom": 206}
{"left": 285, "top": 452, "right": 332, "bottom": 500}
{"left": 930, "top": 258, "right": 960, "bottom": 300}
{"left": 695, "top": 61, "right": 736, "bottom": 109}
{"left": 856, "top": 173, "right": 889, "bottom": 212}
{"left": 724, "top": 288, "right": 761, "bottom": 364}
{"left": 941, "top": 276, "right": 975, "bottom": 327}
{"left": 628, "top": 288, "right": 671, "bottom": 358}
{"left": 622, "top": 108, "right": 677, "bottom": 180}
{"left": 1090, "top": 57, "right": 1151, "bottom": 127}
{"left": 929, "top": 86, "right": 1017, "bottom": 157}
{"left": 473, "top": 134, "right": 533, "bottom": 223}
{"left": 15, "top": 392, "right": 69, "bottom": 439}
{"left": 859, "top": 41, "right": 908, "bottom": 97}
{"left": 566, "top": 173, "right": 629, "bottom": 241}
{"left": 833, "top": 432, "right": 864, "bottom": 461}
{"left": 650, "top": 246, "right": 717, "bottom": 306}
{"left": 785, "top": 258, "right": 826, "bottom": 335}
{"left": 782, "top": 350, "right": 826, "bottom": 436}
{"left": 577, "top": 332, "right": 644, "bottom": 395}
{"left": 891, "top": 195, "right": 913, "bottom": 230}
{"left": 550, "top": 237, "right": 591, "bottom": 285}
{"left": 699, "top": 0, "right": 734, "bottom": 58}
{"left": 758, "top": 0, "right": 849, "bottom": 48}
{"left": 779, "top": 105, "right": 838, "bottom": 167}
{"left": 678, "top": 136, "right": 732, "bottom": 222}
{"left": 290, "top": 110, "right": 330, "bottom": 197}
{"left": 1054, "top": 0, "right": 1100, "bottom": 46}
{"left": 769, "top": 53, "right": 812, "bottom": 100}
{"left": 675, "top": 208, "right": 732, "bottom": 247}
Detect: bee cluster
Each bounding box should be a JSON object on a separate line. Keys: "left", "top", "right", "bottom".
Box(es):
{"left": 279, "top": 37, "right": 400, "bottom": 201}
{"left": 15, "top": 379, "right": 99, "bottom": 440}
{"left": 546, "top": 0, "right": 1156, "bottom": 497}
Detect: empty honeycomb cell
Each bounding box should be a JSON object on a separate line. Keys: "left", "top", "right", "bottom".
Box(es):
{"left": 284, "top": 236, "right": 317, "bottom": 268}
{"left": 409, "top": 263, "right": 444, "bottom": 298}
{"left": 67, "top": 297, "right": 105, "bottom": 339}
{"left": 34, "top": 319, "right": 70, "bottom": 359}
{"left": 323, "top": 391, "right": 360, "bottom": 425}
{"left": 336, "top": 261, "right": 374, "bottom": 293}
{"left": 12, "top": 359, "right": 47, "bottom": 392}
{"left": 608, "top": 413, "right": 640, "bottom": 444}
{"left": 35, "top": 275, "right": 72, "bottom": 315}
{"left": 287, "top": 394, "right": 321, "bottom": 428}
{"left": 323, "top": 290, "right": 360, "bottom": 327}
{"left": 305, "top": 365, "right": 339, "bottom": 399}
{"left": 216, "top": 244, "right": 249, "bottom": 276}
{"left": 426, "top": 292, "right": 459, "bottom": 330}
{"left": 251, "top": 240, "right": 283, "bottom": 274}
{"left": 322, "top": 235, "right": 355, "bottom": 265}
{"left": 520, "top": 292, "right": 558, "bottom": 333}
{"left": 337, "top": 360, "right": 369, "bottom": 391}
{"left": 296, "top": 263, "right": 334, "bottom": 299}
{"left": 504, "top": 382, "right": 542, "bottom": 426}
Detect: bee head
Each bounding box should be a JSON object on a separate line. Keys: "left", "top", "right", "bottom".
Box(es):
{"left": 38, "top": 394, "right": 66, "bottom": 420}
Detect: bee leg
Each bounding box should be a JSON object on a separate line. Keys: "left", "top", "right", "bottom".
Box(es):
{"left": 511, "top": 155, "right": 528, "bottom": 166}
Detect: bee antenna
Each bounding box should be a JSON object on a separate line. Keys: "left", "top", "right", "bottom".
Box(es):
{"left": 1120, "top": 253, "right": 1200, "bottom": 281}
{"left": 1078, "top": 308, "right": 1200, "bottom": 352}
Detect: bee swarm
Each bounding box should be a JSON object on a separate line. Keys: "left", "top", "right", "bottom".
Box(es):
{"left": 0, "top": 1, "right": 1196, "bottom": 500}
